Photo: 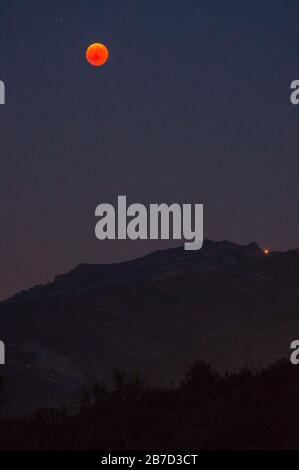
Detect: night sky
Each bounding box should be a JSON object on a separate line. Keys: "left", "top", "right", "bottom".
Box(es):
{"left": 0, "top": 0, "right": 298, "bottom": 300}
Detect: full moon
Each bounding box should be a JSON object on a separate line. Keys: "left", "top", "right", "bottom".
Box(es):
{"left": 86, "top": 43, "right": 109, "bottom": 67}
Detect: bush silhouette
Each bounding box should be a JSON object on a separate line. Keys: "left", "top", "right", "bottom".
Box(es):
{"left": 0, "top": 359, "right": 299, "bottom": 449}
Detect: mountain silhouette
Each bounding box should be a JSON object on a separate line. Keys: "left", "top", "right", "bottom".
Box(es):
{"left": 1, "top": 239, "right": 299, "bottom": 412}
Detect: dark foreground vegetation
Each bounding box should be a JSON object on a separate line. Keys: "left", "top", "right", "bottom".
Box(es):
{"left": 0, "top": 359, "right": 299, "bottom": 450}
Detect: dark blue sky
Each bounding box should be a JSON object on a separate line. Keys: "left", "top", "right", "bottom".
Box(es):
{"left": 0, "top": 0, "right": 298, "bottom": 299}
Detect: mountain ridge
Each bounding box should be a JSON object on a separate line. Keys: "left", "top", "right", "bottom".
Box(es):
{"left": 1, "top": 239, "right": 298, "bottom": 412}
{"left": 7, "top": 239, "right": 266, "bottom": 303}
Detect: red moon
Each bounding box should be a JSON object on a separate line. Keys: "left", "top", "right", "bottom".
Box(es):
{"left": 86, "top": 43, "right": 109, "bottom": 67}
